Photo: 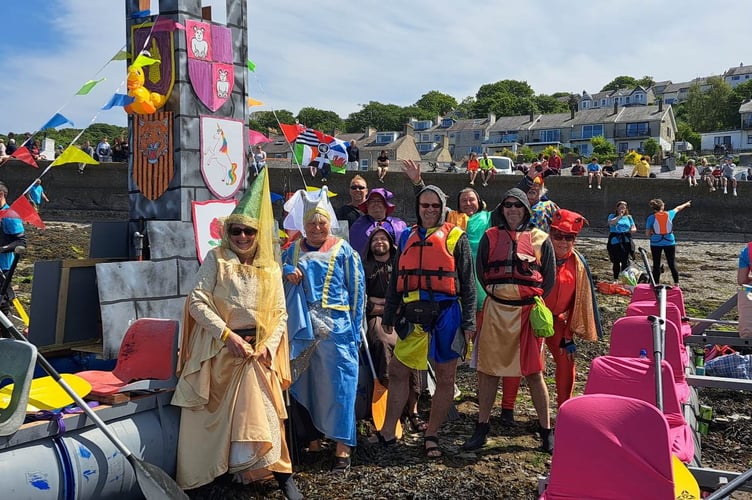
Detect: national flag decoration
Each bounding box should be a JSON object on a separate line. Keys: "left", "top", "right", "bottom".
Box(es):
{"left": 51, "top": 146, "right": 100, "bottom": 167}
{"left": 9, "top": 195, "right": 45, "bottom": 229}
{"left": 248, "top": 129, "right": 272, "bottom": 145}
{"left": 76, "top": 78, "right": 106, "bottom": 95}
{"left": 39, "top": 113, "right": 74, "bottom": 130}
{"left": 279, "top": 123, "right": 305, "bottom": 143}
{"left": 293, "top": 128, "right": 349, "bottom": 174}
{"left": 10, "top": 146, "right": 38, "bottom": 168}
{"left": 102, "top": 93, "right": 135, "bottom": 110}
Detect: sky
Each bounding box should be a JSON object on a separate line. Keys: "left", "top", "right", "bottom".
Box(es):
{"left": 1, "top": 0, "right": 751, "bottom": 135}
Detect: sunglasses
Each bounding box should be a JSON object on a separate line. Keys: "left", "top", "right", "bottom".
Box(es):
{"left": 551, "top": 234, "right": 576, "bottom": 242}
{"left": 419, "top": 203, "right": 442, "bottom": 209}
{"left": 350, "top": 185, "right": 366, "bottom": 190}
{"left": 502, "top": 201, "right": 525, "bottom": 209}
{"left": 229, "top": 227, "right": 257, "bottom": 237}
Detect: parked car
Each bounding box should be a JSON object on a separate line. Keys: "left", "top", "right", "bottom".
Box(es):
{"left": 485, "top": 156, "right": 516, "bottom": 175}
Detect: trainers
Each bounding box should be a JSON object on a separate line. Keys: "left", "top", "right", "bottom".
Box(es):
{"left": 540, "top": 427, "right": 554, "bottom": 453}
{"left": 588, "top": 184, "right": 592, "bottom": 189}
{"left": 734, "top": 190, "right": 738, "bottom": 196}
{"left": 724, "top": 188, "right": 728, "bottom": 194}
{"left": 597, "top": 185, "right": 601, "bottom": 189}
{"left": 500, "top": 408, "right": 515, "bottom": 427}
{"left": 461, "top": 422, "right": 490, "bottom": 451}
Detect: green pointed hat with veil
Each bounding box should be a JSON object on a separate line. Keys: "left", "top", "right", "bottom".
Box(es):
{"left": 223, "top": 167, "right": 276, "bottom": 267}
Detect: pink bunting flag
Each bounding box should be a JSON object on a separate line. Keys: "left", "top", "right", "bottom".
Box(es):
{"left": 153, "top": 18, "right": 185, "bottom": 32}
{"left": 248, "top": 129, "right": 272, "bottom": 145}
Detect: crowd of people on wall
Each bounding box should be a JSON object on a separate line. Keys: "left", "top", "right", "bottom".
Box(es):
{"left": 43, "top": 150, "right": 739, "bottom": 499}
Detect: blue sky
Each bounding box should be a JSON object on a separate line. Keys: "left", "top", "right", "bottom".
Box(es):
{"left": 1, "top": 0, "right": 751, "bottom": 135}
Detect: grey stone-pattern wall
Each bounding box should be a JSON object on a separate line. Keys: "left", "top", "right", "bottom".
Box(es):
{"left": 125, "top": 0, "right": 248, "bottom": 222}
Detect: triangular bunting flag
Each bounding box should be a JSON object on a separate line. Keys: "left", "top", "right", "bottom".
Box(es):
{"left": 111, "top": 50, "right": 129, "bottom": 61}
{"left": 132, "top": 53, "right": 160, "bottom": 68}
{"left": 10, "top": 147, "right": 39, "bottom": 168}
{"left": 102, "top": 93, "right": 135, "bottom": 110}
{"left": 247, "top": 97, "right": 264, "bottom": 107}
{"left": 248, "top": 129, "right": 271, "bottom": 145}
{"left": 9, "top": 195, "right": 45, "bottom": 229}
{"left": 247, "top": 59, "right": 256, "bottom": 72}
{"left": 40, "top": 113, "right": 74, "bottom": 130}
{"left": 51, "top": 146, "right": 100, "bottom": 167}
{"left": 76, "top": 78, "right": 106, "bottom": 95}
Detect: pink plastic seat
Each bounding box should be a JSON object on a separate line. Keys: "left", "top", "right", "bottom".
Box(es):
{"left": 585, "top": 356, "right": 694, "bottom": 463}
{"left": 609, "top": 315, "right": 690, "bottom": 403}
{"left": 627, "top": 300, "right": 691, "bottom": 339}
{"left": 631, "top": 284, "right": 686, "bottom": 318}
{"left": 540, "top": 394, "right": 675, "bottom": 500}
{"left": 77, "top": 318, "right": 179, "bottom": 396}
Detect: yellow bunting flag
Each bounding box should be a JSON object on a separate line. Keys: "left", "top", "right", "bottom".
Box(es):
{"left": 247, "top": 97, "right": 265, "bottom": 107}
{"left": 133, "top": 53, "right": 160, "bottom": 68}
{"left": 51, "top": 146, "right": 100, "bottom": 167}
{"left": 306, "top": 186, "right": 337, "bottom": 198}
{"left": 111, "top": 50, "right": 129, "bottom": 61}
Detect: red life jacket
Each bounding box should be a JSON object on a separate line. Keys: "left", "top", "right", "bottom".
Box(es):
{"left": 482, "top": 228, "right": 543, "bottom": 291}
{"left": 395, "top": 222, "right": 458, "bottom": 296}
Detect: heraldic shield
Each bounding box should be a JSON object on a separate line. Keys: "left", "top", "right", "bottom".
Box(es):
{"left": 132, "top": 22, "right": 176, "bottom": 103}
{"left": 133, "top": 111, "right": 174, "bottom": 201}
{"left": 185, "top": 19, "right": 234, "bottom": 112}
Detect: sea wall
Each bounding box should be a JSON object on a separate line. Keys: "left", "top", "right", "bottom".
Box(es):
{"left": 2, "top": 160, "right": 750, "bottom": 237}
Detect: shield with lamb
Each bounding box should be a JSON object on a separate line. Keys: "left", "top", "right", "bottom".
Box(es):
{"left": 185, "top": 19, "right": 234, "bottom": 112}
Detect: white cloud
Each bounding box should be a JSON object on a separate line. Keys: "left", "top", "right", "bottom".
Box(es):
{"left": 2, "top": 0, "right": 751, "bottom": 134}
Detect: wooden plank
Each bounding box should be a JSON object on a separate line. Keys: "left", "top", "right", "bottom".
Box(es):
{"left": 687, "top": 374, "right": 752, "bottom": 391}
{"left": 69, "top": 341, "right": 104, "bottom": 355}
{"left": 691, "top": 294, "right": 737, "bottom": 335}
{"left": 86, "top": 392, "right": 130, "bottom": 405}
{"left": 54, "top": 266, "right": 70, "bottom": 345}
{"left": 61, "top": 258, "right": 120, "bottom": 269}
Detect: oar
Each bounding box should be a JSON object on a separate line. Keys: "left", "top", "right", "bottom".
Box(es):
{"left": 0, "top": 311, "right": 188, "bottom": 500}
{"left": 0, "top": 373, "right": 92, "bottom": 411}
{"left": 360, "top": 327, "right": 402, "bottom": 439}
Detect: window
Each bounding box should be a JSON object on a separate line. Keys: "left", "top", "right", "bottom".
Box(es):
{"left": 376, "top": 132, "right": 397, "bottom": 144}
{"left": 582, "top": 124, "right": 604, "bottom": 139}
{"left": 732, "top": 76, "right": 740, "bottom": 81}
{"left": 441, "top": 118, "right": 454, "bottom": 128}
{"left": 474, "top": 131, "right": 481, "bottom": 140}
{"left": 421, "top": 133, "right": 430, "bottom": 142}
{"left": 418, "top": 143, "right": 433, "bottom": 152}
{"left": 618, "top": 143, "right": 629, "bottom": 153}
{"left": 434, "top": 134, "right": 441, "bottom": 142}
{"left": 539, "top": 129, "right": 560, "bottom": 143}
{"left": 714, "top": 136, "right": 732, "bottom": 146}
{"left": 747, "top": 134, "right": 752, "bottom": 145}
{"left": 580, "top": 144, "right": 591, "bottom": 156}
{"left": 625, "top": 122, "right": 648, "bottom": 137}
{"left": 360, "top": 159, "right": 369, "bottom": 171}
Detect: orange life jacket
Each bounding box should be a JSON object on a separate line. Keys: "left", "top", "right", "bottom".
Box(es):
{"left": 395, "top": 222, "right": 458, "bottom": 296}
{"left": 482, "top": 228, "right": 543, "bottom": 290}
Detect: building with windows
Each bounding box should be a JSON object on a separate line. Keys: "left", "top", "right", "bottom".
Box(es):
{"left": 723, "top": 63, "right": 752, "bottom": 89}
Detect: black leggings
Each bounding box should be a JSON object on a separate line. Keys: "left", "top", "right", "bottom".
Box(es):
{"left": 651, "top": 245, "right": 679, "bottom": 284}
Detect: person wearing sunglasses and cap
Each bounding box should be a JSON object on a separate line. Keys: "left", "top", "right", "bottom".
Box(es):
{"left": 463, "top": 187, "right": 556, "bottom": 453}
{"left": 380, "top": 184, "right": 476, "bottom": 459}
{"left": 494, "top": 209, "right": 602, "bottom": 429}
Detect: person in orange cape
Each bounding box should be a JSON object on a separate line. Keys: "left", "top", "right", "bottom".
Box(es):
{"left": 172, "top": 170, "right": 301, "bottom": 499}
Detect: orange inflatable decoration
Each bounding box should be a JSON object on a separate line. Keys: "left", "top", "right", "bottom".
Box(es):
{"left": 124, "top": 63, "right": 167, "bottom": 115}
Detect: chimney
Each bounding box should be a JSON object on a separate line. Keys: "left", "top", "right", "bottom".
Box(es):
{"left": 404, "top": 121, "right": 415, "bottom": 136}
{"left": 436, "top": 115, "right": 442, "bottom": 126}
{"left": 613, "top": 102, "right": 618, "bottom": 115}
{"left": 570, "top": 108, "right": 575, "bottom": 120}
{"left": 488, "top": 112, "right": 496, "bottom": 124}
{"left": 365, "top": 126, "right": 376, "bottom": 137}
{"left": 529, "top": 110, "right": 534, "bottom": 122}
{"left": 658, "top": 98, "right": 663, "bottom": 112}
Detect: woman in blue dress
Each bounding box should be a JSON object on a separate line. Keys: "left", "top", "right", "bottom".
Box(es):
{"left": 282, "top": 192, "right": 365, "bottom": 474}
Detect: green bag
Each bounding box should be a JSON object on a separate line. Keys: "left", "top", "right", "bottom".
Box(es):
{"left": 530, "top": 296, "right": 555, "bottom": 338}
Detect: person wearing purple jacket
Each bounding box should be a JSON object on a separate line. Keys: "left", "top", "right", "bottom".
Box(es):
{"left": 348, "top": 188, "right": 407, "bottom": 258}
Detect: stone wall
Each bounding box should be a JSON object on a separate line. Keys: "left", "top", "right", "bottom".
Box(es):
{"left": 2, "top": 160, "right": 750, "bottom": 236}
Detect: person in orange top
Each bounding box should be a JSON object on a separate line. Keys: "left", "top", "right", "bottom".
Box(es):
{"left": 466, "top": 152, "right": 480, "bottom": 186}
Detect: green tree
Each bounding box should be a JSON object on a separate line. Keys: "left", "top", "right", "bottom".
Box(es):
{"left": 296, "top": 107, "right": 343, "bottom": 134}
{"left": 414, "top": 91, "right": 458, "bottom": 117}
{"left": 676, "top": 122, "right": 701, "bottom": 151}
{"left": 591, "top": 135, "right": 615, "bottom": 157}
{"left": 451, "top": 96, "right": 476, "bottom": 119}
{"left": 534, "top": 94, "right": 569, "bottom": 114}
{"left": 643, "top": 137, "right": 659, "bottom": 158}
{"left": 474, "top": 80, "right": 536, "bottom": 117}
{"left": 636, "top": 75, "right": 656, "bottom": 89}
{"left": 249, "top": 110, "right": 295, "bottom": 134}
{"left": 601, "top": 76, "right": 638, "bottom": 92}
{"left": 684, "top": 77, "right": 736, "bottom": 132}
{"left": 344, "top": 101, "right": 404, "bottom": 133}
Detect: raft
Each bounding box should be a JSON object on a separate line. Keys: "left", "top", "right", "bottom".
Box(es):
{"left": 0, "top": 391, "right": 178, "bottom": 499}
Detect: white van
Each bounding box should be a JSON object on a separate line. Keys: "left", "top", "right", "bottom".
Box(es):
{"left": 484, "top": 156, "right": 516, "bottom": 175}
